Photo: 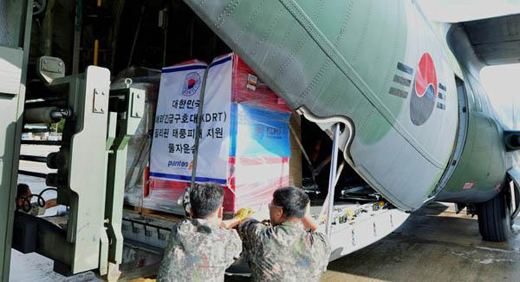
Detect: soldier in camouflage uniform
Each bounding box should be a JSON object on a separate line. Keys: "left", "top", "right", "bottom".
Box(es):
{"left": 238, "top": 187, "right": 331, "bottom": 282}
{"left": 157, "top": 183, "right": 242, "bottom": 282}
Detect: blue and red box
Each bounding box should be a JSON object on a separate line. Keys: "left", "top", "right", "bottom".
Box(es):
{"left": 148, "top": 54, "right": 292, "bottom": 214}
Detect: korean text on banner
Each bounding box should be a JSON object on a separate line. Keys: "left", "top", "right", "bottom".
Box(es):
{"left": 150, "top": 56, "right": 233, "bottom": 185}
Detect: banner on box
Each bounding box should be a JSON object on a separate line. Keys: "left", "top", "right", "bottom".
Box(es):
{"left": 150, "top": 56, "right": 233, "bottom": 184}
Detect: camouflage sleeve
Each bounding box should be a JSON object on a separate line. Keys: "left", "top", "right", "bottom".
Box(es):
{"left": 237, "top": 219, "right": 268, "bottom": 254}
{"left": 157, "top": 224, "right": 180, "bottom": 282}
{"left": 311, "top": 231, "right": 332, "bottom": 274}
{"left": 226, "top": 229, "right": 243, "bottom": 263}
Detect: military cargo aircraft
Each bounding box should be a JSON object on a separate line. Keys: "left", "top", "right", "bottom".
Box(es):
{"left": 183, "top": 0, "right": 520, "bottom": 242}
{"left": 3, "top": 0, "right": 520, "bottom": 280}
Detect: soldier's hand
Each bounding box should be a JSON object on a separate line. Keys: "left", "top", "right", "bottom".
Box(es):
{"left": 235, "top": 207, "right": 254, "bottom": 222}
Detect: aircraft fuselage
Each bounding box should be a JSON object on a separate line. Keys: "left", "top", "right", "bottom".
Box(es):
{"left": 184, "top": 0, "right": 517, "bottom": 211}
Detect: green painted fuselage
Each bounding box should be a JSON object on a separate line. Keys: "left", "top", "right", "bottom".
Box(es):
{"left": 184, "top": 0, "right": 517, "bottom": 211}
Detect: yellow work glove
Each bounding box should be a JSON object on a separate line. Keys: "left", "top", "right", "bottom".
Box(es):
{"left": 235, "top": 207, "right": 254, "bottom": 222}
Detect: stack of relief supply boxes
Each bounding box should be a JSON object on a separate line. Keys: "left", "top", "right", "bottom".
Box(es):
{"left": 144, "top": 53, "right": 294, "bottom": 215}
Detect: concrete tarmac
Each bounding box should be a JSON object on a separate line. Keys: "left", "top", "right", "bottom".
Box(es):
{"left": 320, "top": 202, "right": 520, "bottom": 282}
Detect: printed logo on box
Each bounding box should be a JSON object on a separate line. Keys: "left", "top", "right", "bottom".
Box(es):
{"left": 247, "top": 74, "right": 258, "bottom": 85}
{"left": 182, "top": 72, "right": 201, "bottom": 96}
{"left": 246, "top": 74, "right": 258, "bottom": 91}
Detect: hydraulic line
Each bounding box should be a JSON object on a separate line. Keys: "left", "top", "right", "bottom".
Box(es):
{"left": 21, "top": 140, "right": 63, "bottom": 146}
{"left": 19, "top": 155, "right": 47, "bottom": 163}
{"left": 23, "top": 107, "right": 71, "bottom": 123}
